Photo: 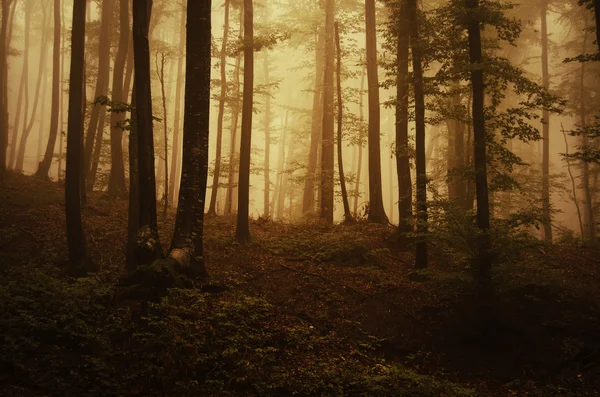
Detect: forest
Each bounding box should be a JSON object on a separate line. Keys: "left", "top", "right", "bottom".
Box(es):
{"left": 1, "top": 0, "right": 600, "bottom": 395}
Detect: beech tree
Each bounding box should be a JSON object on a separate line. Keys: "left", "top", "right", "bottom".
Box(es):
{"left": 236, "top": 0, "right": 254, "bottom": 242}
{"left": 321, "top": 0, "right": 335, "bottom": 224}
{"left": 0, "top": 0, "right": 9, "bottom": 180}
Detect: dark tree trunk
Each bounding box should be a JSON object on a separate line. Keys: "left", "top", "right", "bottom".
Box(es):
{"left": 236, "top": 0, "right": 254, "bottom": 243}
{"left": 83, "top": 0, "right": 113, "bottom": 179}
{"left": 320, "top": 0, "right": 335, "bottom": 224}
{"left": 58, "top": 0, "right": 66, "bottom": 181}
{"left": 302, "top": 25, "right": 325, "bottom": 216}
{"left": 540, "top": 0, "right": 552, "bottom": 242}
{"left": 335, "top": 22, "right": 352, "bottom": 222}
{"left": 0, "top": 0, "right": 9, "bottom": 179}
{"left": 156, "top": 52, "right": 169, "bottom": 216}
{"left": 594, "top": 0, "right": 600, "bottom": 53}
{"left": 168, "top": 0, "right": 212, "bottom": 278}
{"left": 133, "top": 0, "right": 162, "bottom": 265}
{"left": 208, "top": 0, "right": 230, "bottom": 216}
{"left": 354, "top": 65, "right": 366, "bottom": 216}
{"left": 396, "top": 0, "right": 412, "bottom": 234}
{"left": 263, "top": 51, "right": 271, "bottom": 218}
{"left": 126, "top": 85, "right": 139, "bottom": 270}
{"left": 107, "top": 0, "right": 130, "bottom": 197}
{"left": 36, "top": 0, "right": 61, "bottom": 178}
{"left": 365, "top": 0, "right": 387, "bottom": 224}
{"left": 408, "top": 0, "right": 427, "bottom": 268}
{"left": 225, "top": 44, "right": 242, "bottom": 214}
{"left": 466, "top": 0, "right": 492, "bottom": 308}
{"left": 8, "top": 7, "right": 26, "bottom": 171}
{"left": 169, "top": 3, "right": 186, "bottom": 205}
{"left": 87, "top": 109, "right": 105, "bottom": 191}
{"left": 65, "top": 0, "right": 94, "bottom": 274}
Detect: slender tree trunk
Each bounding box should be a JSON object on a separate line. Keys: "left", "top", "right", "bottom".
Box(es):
{"left": 8, "top": 5, "right": 28, "bottom": 170}
{"left": 263, "top": 51, "right": 271, "bottom": 218}
{"left": 167, "top": 0, "right": 211, "bottom": 278}
{"left": 279, "top": 116, "right": 294, "bottom": 220}
{"left": 225, "top": 43, "right": 242, "bottom": 214}
{"left": 16, "top": 5, "right": 50, "bottom": 173}
{"left": 0, "top": 0, "right": 9, "bottom": 178}
{"left": 271, "top": 109, "right": 288, "bottom": 216}
{"left": 365, "top": 0, "right": 387, "bottom": 224}
{"left": 156, "top": 52, "right": 169, "bottom": 217}
{"left": 58, "top": 0, "right": 66, "bottom": 181}
{"left": 540, "top": 0, "right": 552, "bottom": 242}
{"left": 37, "top": 63, "right": 50, "bottom": 162}
{"left": 466, "top": 0, "right": 492, "bottom": 310}
{"left": 106, "top": 0, "right": 130, "bottom": 197}
{"left": 302, "top": 25, "right": 325, "bottom": 216}
{"left": 396, "top": 1, "right": 412, "bottom": 234}
{"left": 124, "top": 26, "right": 134, "bottom": 103}
{"left": 320, "top": 0, "right": 335, "bottom": 223}
{"left": 208, "top": 0, "right": 230, "bottom": 215}
{"left": 66, "top": 0, "right": 94, "bottom": 274}
{"left": 408, "top": 0, "right": 427, "bottom": 268}
{"left": 335, "top": 22, "right": 351, "bottom": 222}
{"left": 133, "top": 0, "right": 162, "bottom": 265}
{"left": 87, "top": 107, "right": 105, "bottom": 190}
{"left": 236, "top": 0, "right": 254, "bottom": 243}
{"left": 126, "top": 85, "right": 139, "bottom": 269}
{"left": 580, "top": 24, "right": 596, "bottom": 243}
{"left": 83, "top": 0, "right": 113, "bottom": 178}
{"left": 36, "top": 0, "right": 61, "bottom": 178}
{"left": 354, "top": 65, "right": 366, "bottom": 216}
{"left": 562, "top": 126, "right": 584, "bottom": 240}
{"left": 169, "top": 3, "right": 186, "bottom": 205}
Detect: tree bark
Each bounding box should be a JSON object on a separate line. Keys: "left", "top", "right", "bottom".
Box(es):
{"left": 540, "top": 0, "right": 552, "bottom": 242}
{"left": 236, "top": 0, "right": 254, "bottom": 243}
{"left": 408, "top": 0, "right": 427, "bottom": 268}
{"left": 83, "top": 0, "right": 113, "bottom": 179}
{"left": 133, "top": 0, "right": 162, "bottom": 265}
{"left": 225, "top": 41, "right": 242, "bottom": 214}
{"left": 156, "top": 52, "right": 169, "bottom": 216}
{"left": 169, "top": 3, "right": 186, "bottom": 205}
{"left": 395, "top": 0, "right": 412, "bottom": 234}
{"left": 0, "top": 0, "right": 9, "bottom": 179}
{"left": 8, "top": 4, "right": 27, "bottom": 170}
{"left": 263, "top": 51, "right": 271, "bottom": 218}
{"left": 302, "top": 25, "right": 325, "bottom": 216}
{"left": 65, "top": 0, "right": 94, "bottom": 274}
{"left": 36, "top": 0, "right": 61, "bottom": 178}
{"left": 466, "top": 0, "right": 492, "bottom": 309}
{"left": 365, "top": 0, "right": 387, "bottom": 224}
{"left": 208, "top": 0, "right": 230, "bottom": 216}
{"left": 107, "top": 0, "right": 130, "bottom": 197}
{"left": 167, "top": 0, "right": 211, "bottom": 278}
{"left": 335, "top": 22, "right": 351, "bottom": 222}
{"left": 320, "top": 0, "right": 335, "bottom": 224}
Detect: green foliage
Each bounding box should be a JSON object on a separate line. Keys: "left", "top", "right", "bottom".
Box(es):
{"left": 0, "top": 260, "right": 473, "bottom": 396}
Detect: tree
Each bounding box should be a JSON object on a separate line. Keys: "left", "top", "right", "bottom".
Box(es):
{"left": 65, "top": 0, "right": 94, "bottom": 274}
{"left": 0, "top": 0, "right": 10, "bottom": 180}
{"left": 107, "top": 0, "right": 130, "bottom": 197}
{"left": 407, "top": 0, "right": 427, "bottom": 268}
{"left": 365, "top": 0, "right": 388, "bottom": 224}
{"left": 540, "top": 0, "right": 552, "bottom": 241}
{"left": 167, "top": 0, "right": 212, "bottom": 278}
{"left": 321, "top": 0, "right": 335, "bottom": 224}
{"left": 36, "top": 0, "right": 61, "bottom": 179}
{"left": 395, "top": 0, "right": 412, "bottom": 235}
{"left": 466, "top": 0, "right": 492, "bottom": 306}
{"left": 236, "top": 0, "right": 254, "bottom": 242}
{"left": 156, "top": 50, "right": 169, "bottom": 216}
{"left": 335, "top": 22, "right": 352, "bottom": 222}
{"left": 83, "top": 0, "right": 113, "bottom": 185}
{"left": 133, "top": 0, "right": 162, "bottom": 265}
{"left": 208, "top": 0, "right": 230, "bottom": 216}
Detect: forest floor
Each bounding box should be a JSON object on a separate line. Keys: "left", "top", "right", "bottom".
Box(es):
{"left": 1, "top": 172, "right": 600, "bottom": 396}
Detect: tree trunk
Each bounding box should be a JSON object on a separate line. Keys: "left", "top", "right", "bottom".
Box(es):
{"left": 208, "top": 0, "right": 230, "bottom": 216}
{"left": 354, "top": 65, "right": 366, "bottom": 216}
{"left": 167, "top": 0, "right": 212, "bottom": 278}
{"left": 320, "top": 0, "right": 335, "bottom": 224}
{"left": 236, "top": 0, "right": 254, "bottom": 243}
{"left": 8, "top": 5, "right": 27, "bottom": 170}
{"left": 65, "top": 0, "right": 94, "bottom": 274}
{"left": 335, "top": 22, "right": 351, "bottom": 222}
{"left": 396, "top": 0, "right": 412, "bottom": 234}
{"left": 58, "top": 0, "right": 66, "bottom": 181}
{"left": 169, "top": 3, "right": 186, "bottom": 205}
{"left": 225, "top": 46, "right": 242, "bottom": 214}
{"left": 540, "top": 0, "right": 552, "bottom": 242}
{"left": 263, "top": 51, "right": 271, "bottom": 218}
{"left": 0, "top": 0, "right": 9, "bottom": 178}
{"left": 107, "top": 0, "right": 130, "bottom": 197}
{"left": 466, "top": 0, "right": 492, "bottom": 311}
{"left": 83, "top": 0, "right": 113, "bottom": 178}
{"left": 408, "top": 0, "right": 427, "bottom": 268}
{"left": 16, "top": 4, "right": 50, "bottom": 173}
{"left": 365, "top": 0, "right": 387, "bottom": 224}
{"left": 126, "top": 85, "right": 139, "bottom": 270}
{"left": 302, "top": 25, "right": 325, "bottom": 216}
{"left": 36, "top": 0, "right": 61, "bottom": 178}
{"left": 272, "top": 109, "right": 288, "bottom": 217}
{"left": 133, "top": 0, "right": 162, "bottom": 265}
{"left": 156, "top": 52, "right": 169, "bottom": 217}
